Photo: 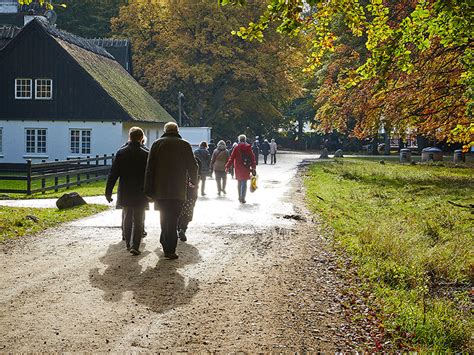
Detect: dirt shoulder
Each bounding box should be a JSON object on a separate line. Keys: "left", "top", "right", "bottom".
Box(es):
{"left": 0, "top": 158, "right": 377, "bottom": 352}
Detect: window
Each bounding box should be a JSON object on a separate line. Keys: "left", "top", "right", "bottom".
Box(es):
{"left": 70, "top": 129, "right": 91, "bottom": 154}
{"left": 25, "top": 129, "right": 47, "bottom": 154}
{"left": 35, "top": 79, "right": 53, "bottom": 100}
{"left": 0, "top": 128, "right": 3, "bottom": 154}
{"left": 15, "top": 79, "right": 32, "bottom": 99}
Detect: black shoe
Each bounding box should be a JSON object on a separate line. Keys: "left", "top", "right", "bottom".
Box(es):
{"left": 164, "top": 253, "right": 179, "bottom": 259}
{"left": 178, "top": 230, "right": 187, "bottom": 242}
{"left": 126, "top": 245, "right": 131, "bottom": 251}
{"left": 130, "top": 248, "right": 141, "bottom": 255}
{"left": 142, "top": 231, "right": 147, "bottom": 238}
{"left": 222, "top": 189, "right": 226, "bottom": 195}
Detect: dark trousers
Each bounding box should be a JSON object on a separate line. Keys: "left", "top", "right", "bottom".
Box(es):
{"left": 157, "top": 200, "right": 184, "bottom": 254}
{"left": 263, "top": 154, "right": 268, "bottom": 164}
{"left": 215, "top": 170, "right": 227, "bottom": 193}
{"left": 237, "top": 180, "right": 248, "bottom": 201}
{"left": 122, "top": 206, "right": 145, "bottom": 250}
{"left": 271, "top": 153, "right": 276, "bottom": 164}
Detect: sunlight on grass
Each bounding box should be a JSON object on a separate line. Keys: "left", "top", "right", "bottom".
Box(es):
{"left": 305, "top": 159, "right": 473, "bottom": 352}
{"left": 0, "top": 204, "right": 109, "bottom": 241}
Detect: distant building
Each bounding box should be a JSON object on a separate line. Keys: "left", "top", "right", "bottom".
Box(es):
{"left": 0, "top": 17, "right": 175, "bottom": 163}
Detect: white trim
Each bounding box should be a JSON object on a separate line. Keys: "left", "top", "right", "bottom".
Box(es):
{"left": 15, "top": 78, "right": 32, "bottom": 100}
{"left": 34, "top": 79, "right": 53, "bottom": 100}
{"left": 22, "top": 155, "right": 49, "bottom": 159}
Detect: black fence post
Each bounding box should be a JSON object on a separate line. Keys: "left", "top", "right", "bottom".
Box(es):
{"left": 65, "top": 158, "right": 70, "bottom": 189}
{"left": 26, "top": 160, "right": 32, "bottom": 195}
{"left": 103, "top": 154, "right": 107, "bottom": 166}
{"left": 86, "top": 156, "right": 90, "bottom": 181}
{"left": 41, "top": 159, "right": 46, "bottom": 194}
{"left": 54, "top": 159, "right": 59, "bottom": 192}
{"left": 95, "top": 155, "right": 99, "bottom": 178}
{"left": 77, "top": 158, "right": 81, "bottom": 186}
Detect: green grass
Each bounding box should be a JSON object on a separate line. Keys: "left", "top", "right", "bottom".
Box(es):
{"left": 0, "top": 204, "right": 109, "bottom": 242}
{"left": 1, "top": 176, "right": 116, "bottom": 199}
{"left": 305, "top": 159, "right": 473, "bottom": 352}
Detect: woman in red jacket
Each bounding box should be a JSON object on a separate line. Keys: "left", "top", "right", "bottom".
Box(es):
{"left": 225, "top": 134, "right": 256, "bottom": 203}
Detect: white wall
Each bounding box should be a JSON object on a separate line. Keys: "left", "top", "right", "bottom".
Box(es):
{"left": 180, "top": 127, "right": 212, "bottom": 150}
{"left": 0, "top": 120, "right": 123, "bottom": 163}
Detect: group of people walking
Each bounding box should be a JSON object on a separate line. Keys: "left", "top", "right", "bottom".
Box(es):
{"left": 105, "top": 122, "right": 276, "bottom": 260}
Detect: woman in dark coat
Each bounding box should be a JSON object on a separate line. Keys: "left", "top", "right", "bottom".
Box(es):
{"left": 177, "top": 158, "right": 200, "bottom": 242}
{"left": 261, "top": 139, "right": 270, "bottom": 164}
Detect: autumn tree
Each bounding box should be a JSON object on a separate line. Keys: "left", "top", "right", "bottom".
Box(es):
{"left": 221, "top": 0, "right": 473, "bottom": 149}
{"left": 111, "top": 0, "right": 305, "bottom": 139}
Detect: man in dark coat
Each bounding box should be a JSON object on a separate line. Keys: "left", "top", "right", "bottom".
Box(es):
{"left": 105, "top": 127, "right": 149, "bottom": 255}
{"left": 144, "top": 122, "right": 198, "bottom": 259}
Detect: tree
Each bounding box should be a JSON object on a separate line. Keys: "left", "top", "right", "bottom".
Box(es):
{"left": 111, "top": 0, "right": 305, "bottom": 139}
{"left": 220, "top": 0, "right": 473, "bottom": 148}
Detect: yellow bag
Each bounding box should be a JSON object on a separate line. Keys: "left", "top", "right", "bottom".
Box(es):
{"left": 250, "top": 176, "right": 258, "bottom": 192}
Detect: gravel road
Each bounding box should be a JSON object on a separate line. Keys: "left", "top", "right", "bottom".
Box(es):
{"left": 0, "top": 152, "right": 377, "bottom": 352}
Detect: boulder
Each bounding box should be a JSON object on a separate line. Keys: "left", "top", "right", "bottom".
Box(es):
{"left": 56, "top": 192, "right": 87, "bottom": 210}
{"left": 334, "top": 149, "right": 343, "bottom": 158}
{"left": 320, "top": 148, "right": 329, "bottom": 159}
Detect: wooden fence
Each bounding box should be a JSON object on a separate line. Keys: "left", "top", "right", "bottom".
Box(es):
{"left": 0, "top": 155, "right": 114, "bottom": 195}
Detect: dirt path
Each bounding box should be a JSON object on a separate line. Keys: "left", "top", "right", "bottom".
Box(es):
{"left": 0, "top": 153, "right": 375, "bottom": 352}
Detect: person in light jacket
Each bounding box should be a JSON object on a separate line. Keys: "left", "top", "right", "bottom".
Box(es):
{"left": 225, "top": 134, "right": 256, "bottom": 204}
{"left": 211, "top": 140, "right": 229, "bottom": 196}
{"left": 270, "top": 138, "right": 278, "bottom": 165}
{"left": 144, "top": 122, "right": 198, "bottom": 260}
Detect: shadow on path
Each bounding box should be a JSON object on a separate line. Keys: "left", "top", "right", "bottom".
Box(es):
{"left": 89, "top": 242, "right": 201, "bottom": 314}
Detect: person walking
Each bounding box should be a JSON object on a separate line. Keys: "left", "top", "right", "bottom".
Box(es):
{"left": 252, "top": 140, "right": 260, "bottom": 165}
{"left": 261, "top": 139, "right": 270, "bottom": 164}
{"left": 211, "top": 140, "right": 229, "bottom": 196}
{"left": 194, "top": 141, "right": 211, "bottom": 196}
{"left": 225, "top": 134, "right": 256, "bottom": 204}
{"left": 270, "top": 138, "right": 278, "bottom": 165}
{"left": 177, "top": 158, "right": 200, "bottom": 242}
{"left": 144, "top": 122, "right": 198, "bottom": 259}
{"left": 105, "top": 127, "right": 148, "bottom": 256}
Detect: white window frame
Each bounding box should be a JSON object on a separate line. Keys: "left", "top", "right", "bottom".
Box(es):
{"left": 25, "top": 128, "right": 47, "bottom": 154}
{"left": 35, "top": 79, "right": 53, "bottom": 100}
{"left": 70, "top": 129, "right": 91, "bottom": 155}
{"left": 15, "top": 78, "right": 32, "bottom": 99}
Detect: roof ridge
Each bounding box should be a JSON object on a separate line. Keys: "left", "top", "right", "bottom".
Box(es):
{"left": 31, "top": 17, "right": 115, "bottom": 59}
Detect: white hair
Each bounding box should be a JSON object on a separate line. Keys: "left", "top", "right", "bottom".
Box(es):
{"left": 238, "top": 134, "right": 247, "bottom": 143}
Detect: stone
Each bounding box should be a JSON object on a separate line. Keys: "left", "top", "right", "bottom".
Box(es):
{"left": 379, "top": 160, "right": 385, "bottom": 165}
{"left": 319, "top": 148, "right": 329, "bottom": 159}
{"left": 25, "top": 215, "right": 39, "bottom": 223}
{"left": 56, "top": 192, "right": 87, "bottom": 210}
{"left": 334, "top": 149, "right": 343, "bottom": 158}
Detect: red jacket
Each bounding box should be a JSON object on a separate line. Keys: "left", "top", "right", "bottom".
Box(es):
{"left": 225, "top": 143, "right": 256, "bottom": 181}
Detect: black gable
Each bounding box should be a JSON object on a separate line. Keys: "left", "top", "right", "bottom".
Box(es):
{"left": 0, "top": 18, "right": 174, "bottom": 123}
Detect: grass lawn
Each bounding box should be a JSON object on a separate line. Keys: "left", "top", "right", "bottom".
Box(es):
{"left": 0, "top": 204, "right": 109, "bottom": 242}
{"left": 1, "top": 177, "right": 115, "bottom": 199}
{"left": 305, "top": 159, "right": 473, "bottom": 352}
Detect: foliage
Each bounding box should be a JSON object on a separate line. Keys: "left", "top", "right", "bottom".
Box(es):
{"left": 220, "top": 0, "right": 473, "bottom": 146}
{"left": 305, "top": 159, "right": 473, "bottom": 351}
{"left": 111, "top": 0, "right": 306, "bottom": 139}
{"left": 55, "top": 0, "right": 128, "bottom": 38}
{"left": 0, "top": 204, "right": 108, "bottom": 242}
